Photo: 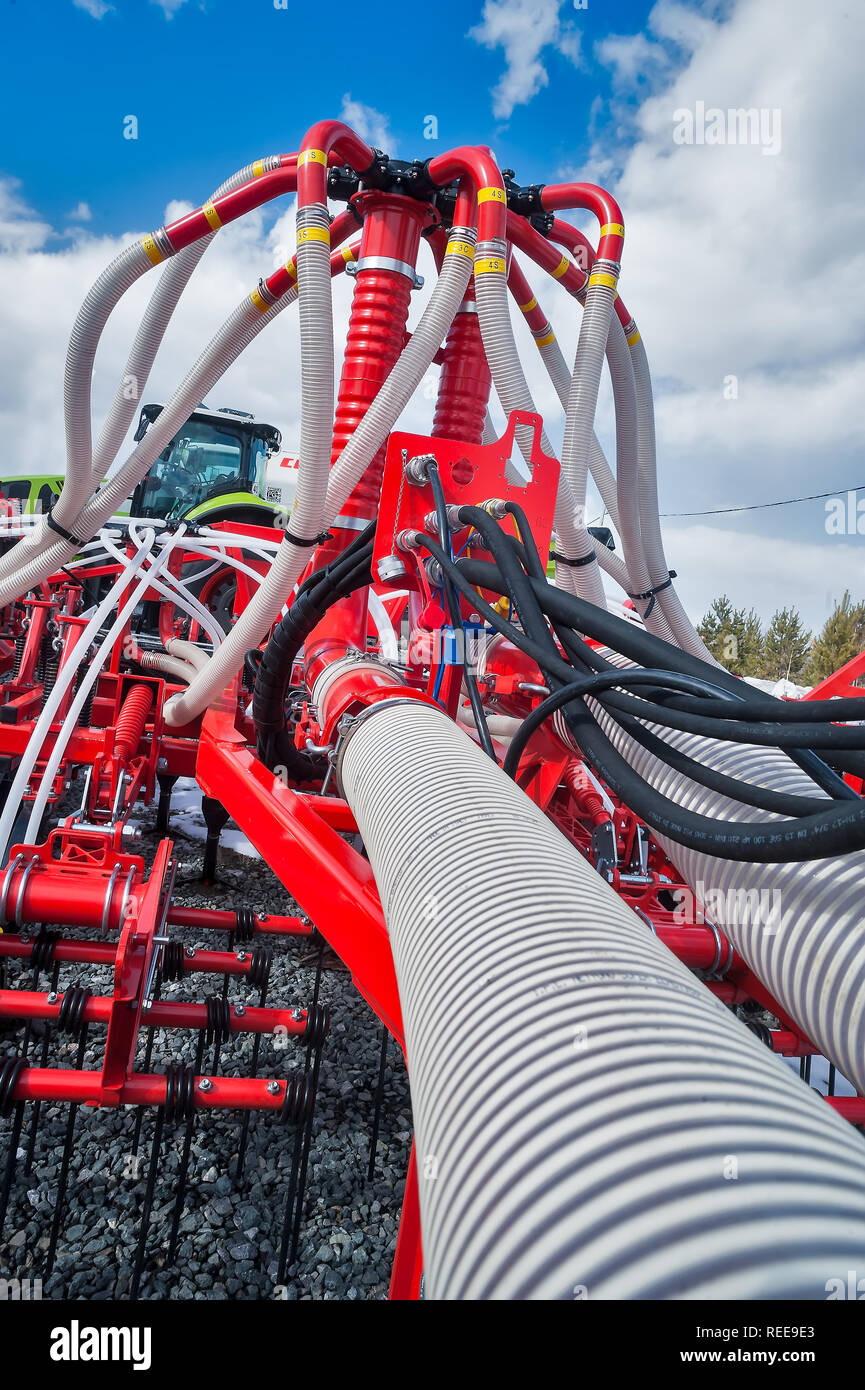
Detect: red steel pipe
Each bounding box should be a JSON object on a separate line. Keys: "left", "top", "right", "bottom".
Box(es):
{"left": 0, "top": 988, "right": 309, "bottom": 1037}
{"left": 11, "top": 1067, "right": 296, "bottom": 1112}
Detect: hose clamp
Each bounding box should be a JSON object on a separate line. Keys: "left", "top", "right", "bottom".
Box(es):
{"left": 345, "top": 255, "right": 424, "bottom": 288}
{"left": 331, "top": 696, "right": 427, "bottom": 795}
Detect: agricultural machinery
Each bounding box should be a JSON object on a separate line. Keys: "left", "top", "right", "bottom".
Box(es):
{"left": 1, "top": 122, "right": 865, "bottom": 1301}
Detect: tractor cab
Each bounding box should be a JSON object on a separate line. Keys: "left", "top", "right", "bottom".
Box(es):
{"left": 130, "top": 404, "right": 282, "bottom": 526}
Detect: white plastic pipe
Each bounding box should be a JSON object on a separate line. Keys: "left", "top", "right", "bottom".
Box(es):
{"left": 21, "top": 529, "right": 186, "bottom": 844}
{"left": 339, "top": 696, "right": 865, "bottom": 1299}
{"left": 0, "top": 529, "right": 157, "bottom": 856}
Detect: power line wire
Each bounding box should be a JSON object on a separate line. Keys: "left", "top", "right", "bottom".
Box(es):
{"left": 661, "top": 483, "right": 864, "bottom": 518}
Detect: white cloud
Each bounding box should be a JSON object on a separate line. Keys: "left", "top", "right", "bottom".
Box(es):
{"left": 469, "top": 0, "right": 582, "bottom": 120}
{"left": 559, "top": 0, "right": 865, "bottom": 620}
{"left": 151, "top": 0, "right": 192, "bottom": 17}
{"left": 67, "top": 201, "right": 92, "bottom": 223}
{"left": 655, "top": 524, "right": 865, "bottom": 633}
{"left": 72, "top": 0, "right": 114, "bottom": 17}
{"left": 339, "top": 94, "right": 393, "bottom": 151}
{"left": 0, "top": 175, "right": 442, "bottom": 493}
{"left": 0, "top": 179, "right": 52, "bottom": 254}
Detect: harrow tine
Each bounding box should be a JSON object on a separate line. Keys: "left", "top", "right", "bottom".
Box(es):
{"left": 234, "top": 946, "right": 272, "bottom": 1184}
{"left": 45, "top": 1023, "right": 90, "bottom": 1276}
{"left": 288, "top": 1027, "right": 326, "bottom": 1269}
{"left": 131, "top": 973, "right": 164, "bottom": 1158}
{"left": 828, "top": 1063, "right": 836, "bottom": 1096}
{"left": 367, "top": 1021, "right": 389, "bottom": 1183}
{"left": 130, "top": 1100, "right": 167, "bottom": 1300}
{"left": 23, "top": 935, "right": 60, "bottom": 1172}
{"left": 0, "top": 1053, "right": 27, "bottom": 1242}
{"left": 166, "top": 1043, "right": 206, "bottom": 1264}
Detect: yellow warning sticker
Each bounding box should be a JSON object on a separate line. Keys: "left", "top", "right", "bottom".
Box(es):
{"left": 446, "top": 240, "right": 476, "bottom": 259}
{"left": 296, "top": 227, "right": 331, "bottom": 245}
{"left": 477, "top": 186, "right": 506, "bottom": 204}
{"left": 202, "top": 201, "right": 222, "bottom": 231}
{"left": 298, "top": 148, "right": 327, "bottom": 167}
{"left": 474, "top": 257, "right": 506, "bottom": 275}
{"left": 141, "top": 233, "right": 164, "bottom": 266}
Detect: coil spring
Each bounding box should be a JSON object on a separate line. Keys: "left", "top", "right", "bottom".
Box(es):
{"left": 247, "top": 945, "right": 272, "bottom": 993}
{"left": 40, "top": 655, "right": 60, "bottom": 710}
{"left": 30, "top": 928, "right": 59, "bottom": 974}
{"left": 204, "top": 995, "right": 232, "bottom": 1047}
{"left": 74, "top": 666, "right": 95, "bottom": 728}
{"left": 303, "top": 1002, "right": 330, "bottom": 1050}
{"left": 234, "top": 907, "right": 256, "bottom": 945}
{"left": 12, "top": 632, "right": 26, "bottom": 679}
{"left": 746, "top": 1019, "right": 774, "bottom": 1049}
{"left": 159, "top": 939, "right": 185, "bottom": 984}
{"left": 0, "top": 1054, "right": 26, "bottom": 1119}
{"left": 163, "top": 1061, "right": 196, "bottom": 1124}
{"left": 56, "top": 984, "right": 91, "bottom": 1038}
{"left": 280, "top": 1071, "right": 314, "bottom": 1126}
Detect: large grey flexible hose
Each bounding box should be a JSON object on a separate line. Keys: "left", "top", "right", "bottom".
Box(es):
{"left": 92, "top": 158, "right": 281, "bottom": 482}
{"left": 163, "top": 226, "right": 475, "bottom": 727}
{"left": 590, "top": 680, "right": 865, "bottom": 1094}
{"left": 628, "top": 331, "right": 713, "bottom": 660}
{"left": 339, "top": 696, "right": 865, "bottom": 1299}
{"left": 473, "top": 241, "right": 605, "bottom": 606}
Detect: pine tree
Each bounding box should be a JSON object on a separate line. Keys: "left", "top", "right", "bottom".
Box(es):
{"left": 762, "top": 607, "right": 812, "bottom": 683}
{"left": 697, "top": 596, "right": 764, "bottom": 676}
{"left": 805, "top": 591, "right": 865, "bottom": 684}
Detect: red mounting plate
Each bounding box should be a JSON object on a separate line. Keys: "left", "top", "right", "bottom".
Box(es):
{"left": 374, "top": 410, "right": 560, "bottom": 596}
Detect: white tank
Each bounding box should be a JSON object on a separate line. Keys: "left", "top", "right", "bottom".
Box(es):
{"left": 263, "top": 454, "right": 299, "bottom": 515}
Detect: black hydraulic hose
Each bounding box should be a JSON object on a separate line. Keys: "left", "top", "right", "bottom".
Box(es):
{"left": 457, "top": 553, "right": 863, "bottom": 795}
{"left": 504, "top": 671, "right": 749, "bottom": 779}
{"left": 419, "top": 533, "right": 865, "bottom": 861}
{"left": 485, "top": 541, "right": 831, "bottom": 814}
{"left": 253, "top": 545, "right": 373, "bottom": 777}
{"left": 603, "top": 706, "right": 833, "bottom": 818}
{"left": 425, "top": 465, "right": 496, "bottom": 762}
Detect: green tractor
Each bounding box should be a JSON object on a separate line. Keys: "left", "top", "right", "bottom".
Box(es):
{"left": 130, "top": 402, "right": 284, "bottom": 526}
{"left": 129, "top": 403, "right": 287, "bottom": 631}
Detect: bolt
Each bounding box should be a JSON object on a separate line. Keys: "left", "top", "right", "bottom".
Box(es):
{"left": 198, "top": 1077, "right": 213, "bottom": 1093}
{"left": 291, "top": 1008, "right": 303, "bottom": 1022}
{"left": 185, "top": 946, "right": 196, "bottom": 958}
{"left": 234, "top": 1003, "right": 246, "bottom": 1017}
{"left": 236, "top": 950, "right": 248, "bottom": 963}
{"left": 157, "top": 757, "right": 168, "bottom": 771}
{"left": 256, "top": 911, "right": 267, "bottom": 921}
{"left": 47, "top": 991, "right": 58, "bottom": 1005}
{"left": 266, "top": 1080, "right": 281, "bottom": 1095}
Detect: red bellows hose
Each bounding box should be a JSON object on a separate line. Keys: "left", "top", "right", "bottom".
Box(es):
{"left": 114, "top": 684, "right": 153, "bottom": 762}
{"left": 431, "top": 231, "right": 490, "bottom": 446}
{"left": 332, "top": 193, "right": 434, "bottom": 522}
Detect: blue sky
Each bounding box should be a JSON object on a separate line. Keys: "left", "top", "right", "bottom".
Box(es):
{"left": 0, "top": 0, "right": 862, "bottom": 629}
{"left": 3, "top": 0, "right": 661, "bottom": 231}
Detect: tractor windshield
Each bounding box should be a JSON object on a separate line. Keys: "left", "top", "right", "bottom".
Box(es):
{"left": 136, "top": 420, "right": 248, "bottom": 520}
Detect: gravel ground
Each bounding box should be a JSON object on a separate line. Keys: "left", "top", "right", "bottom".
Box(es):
{"left": 0, "top": 786, "right": 413, "bottom": 1301}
